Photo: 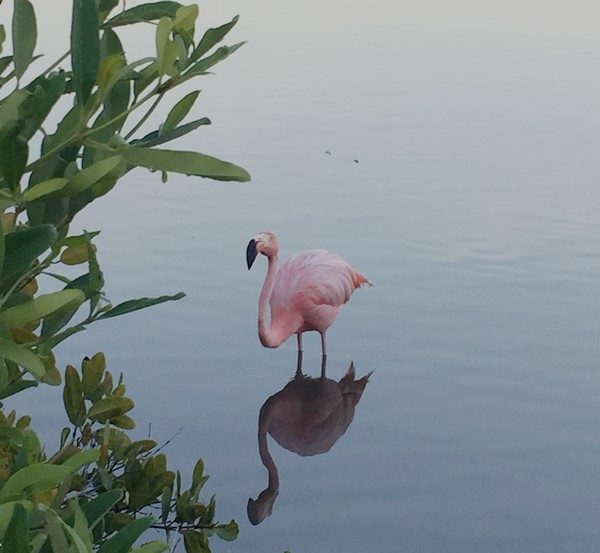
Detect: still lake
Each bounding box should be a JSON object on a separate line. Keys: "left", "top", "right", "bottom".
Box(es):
{"left": 8, "top": 0, "right": 600, "bottom": 551}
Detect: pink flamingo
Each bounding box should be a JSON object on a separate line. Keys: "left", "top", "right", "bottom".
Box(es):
{"left": 246, "top": 231, "right": 371, "bottom": 357}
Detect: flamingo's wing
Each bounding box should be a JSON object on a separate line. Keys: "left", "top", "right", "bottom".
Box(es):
{"left": 271, "top": 250, "right": 369, "bottom": 312}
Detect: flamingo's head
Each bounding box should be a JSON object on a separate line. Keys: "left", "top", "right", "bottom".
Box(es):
{"left": 246, "top": 231, "right": 279, "bottom": 269}
{"left": 247, "top": 488, "right": 278, "bottom": 525}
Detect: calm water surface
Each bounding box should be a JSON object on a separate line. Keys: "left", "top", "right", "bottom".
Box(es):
{"left": 7, "top": 0, "right": 600, "bottom": 551}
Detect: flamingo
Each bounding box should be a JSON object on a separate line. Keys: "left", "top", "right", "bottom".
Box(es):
{"left": 247, "top": 361, "right": 372, "bottom": 524}
{"left": 246, "top": 231, "right": 371, "bottom": 357}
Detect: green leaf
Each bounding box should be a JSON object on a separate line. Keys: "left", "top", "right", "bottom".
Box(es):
{"left": 39, "top": 288, "right": 86, "bottom": 339}
{"left": 0, "top": 25, "right": 5, "bottom": 56}
{"left": 0, "top": 338, "right": 45, "bottom": 379}
{"left": 63, "top": 364, "right": 85, "bottom": 426}
{"left": 133, "top": 63, "right": 159, "bottom": 99}
{"left": 0, "top": 379, "right": 37, "bottom": 399}
{"left": 0, "top": 463, "right": 75, "bottom": 499}
{"left": 3, "top": 503, "right": 28, "bottom": 553}
{"left": 60, "top": 427, "right": 70, "bottom": 447}
{"left": 86, "top": 233, "right": 102, "bottom": 312}
{"left": 81, "top": 488, "right": 123, "bottom": 530}
{"left": 0, "top": 223, "right": 57, "bottom": 281}
{"left": 41, "top": 357, "right": 62, "bottom": 386}
{"left": 21, "top": 72, "right": 67, "bottom": 141}
{"left": 45, "top": 510, "right": 69, "bottom": 551}
{"left": 47, "top": 510, "right": 89, "bottom": 553}
{"left": 155, "top": 17, "right": 178, "bottom": 76}
{"left": 191, "top": 459, "right": 204, "bottom": 491}
{"left": 71, "top": 0, "right": 100, "bottom": 105}
{"left": 0, "top": 209, "right": 4, "bottom": 277}
{"left": 28, "top": 534, "right": 47, "bottom": 553}
{"left": 69, "top": 500, "right": 93, "bottom": 552}
{"left": 161, "top": 485, "right": 171, "bottom": 524}
{"left": 0, "top": 290, "right": 85, "bottom": 326}
{"left": 12, "top": 0, "right": 37, "bottom": 80}
{"left": 0, "top": 89, "right": 29, "bottom": 130}
{"left": 163, "top": 91, "right": 199, "bottom": 133}
{"left": 112, "top": 414, "right": 135, "bottom": 429}
{"left": 97, "top": 516, "right": 154, "bottom": 553}
{"left": 186, "top": 42, "right": 245, "bottom": 76}
{"left": 183, "top": 530, "right": 210, "bottom": 553}
{"left": 0, "top": 121, "right": 28, "bottom": 192}
{"left": 96, "top": 53, "right": 125, "bottom": 92}
{"left": 57, "top": 230, "right": 101, "bottom": 249}
{"left": 40, "top": 102, "right": 83, "bottom": 157}
{"left": 0, "top": 55, "right": 12, "bottom": 75}
{"left": 129, "top": 118, "right": 210, "bottom": 148}
{"left": 215, "top": 520, "right": 239, "bottom": 542}
{"left": 68, "top": 155, "right": 126, "bottom": 194}
{"left": 87, "top": 31, "right": 131, "bottom": 151}
{"left": 88, "top": 395, "right": 134, "bottom": 422}
{"left": 103, "top": 2, "right": 183, "bottom": 28}
{"left": 62, "top": 449, "right": 100, "bottom": 471}
{"left": 118, "top": 147, "right": 250, "bottom": 182}
{"left": 22, "top": 178, "right": 69, "bottom": 203}
{"left": 98, "top": 0, "right": 120, "bottom": 20}
{"left": 191, "top": 16, "right": 239, "bottom": 62}
{"left": 132, "top": 542, "right": 169, "bottom": 553}
{"left": 0, "top": 425, "right": 25, "bottom": 444}
{"left": 97, "top": 292, "right": 185, "bottom": 320}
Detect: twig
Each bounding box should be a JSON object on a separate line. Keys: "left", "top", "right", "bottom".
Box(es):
{"left": 124, "top": 92, "right": 164, "bottom": 139}
{"left": 38, "top": 51, "right": 69, "bottom": 78}
{"left": 153, "top": 427, "right": 184, "bottom": 454}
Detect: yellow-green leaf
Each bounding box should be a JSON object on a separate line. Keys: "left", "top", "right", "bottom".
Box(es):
{"left": 82, "top": 352, "right": 105, "bottom": 396}
{"left": 0, "top": 290, "right": 85, "bottom": 327}
{"left": 97, "top": 53, "right": 125, "bottom": 91}
{"left": 0, "top": 337, "right": 45, "bottom": 379}
{"left": 63, "top": 365, "right": 85, "bottom": 426}
{"left": 88, "top": 396, "right": 134, "bottom": 422}
{"left": 172, "top": 5, "right": 198, "bottom": 33}
{"left": 60, "top": 243, "right": 96, "bottom": 265}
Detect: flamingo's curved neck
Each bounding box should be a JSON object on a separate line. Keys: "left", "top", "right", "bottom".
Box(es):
{"left": 258, "top": 400, "right": 279, "bottom": 491}
{"left": 257, "top": 254, "right": 281, "bottom": 348}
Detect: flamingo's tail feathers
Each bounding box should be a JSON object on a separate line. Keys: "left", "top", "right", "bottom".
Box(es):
{"left": 347, "top": 361, "right": 356, "bottom": 379}
{"left": 360, "top": 370, "right": 374, "bottom": 384}
{"left": 340, "top": 363, "right": 372, "bottom": 400}
{"left": 352, "top": 271, "right": 373, "bottom": 289}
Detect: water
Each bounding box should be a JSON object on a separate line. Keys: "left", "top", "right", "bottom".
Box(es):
{"left": 5, "top": 0, "right": 600, "bottom": 551}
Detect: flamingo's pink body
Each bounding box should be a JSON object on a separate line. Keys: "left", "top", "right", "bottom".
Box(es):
{"left": 247, "top": 232, "right": 370, "bottom": 355}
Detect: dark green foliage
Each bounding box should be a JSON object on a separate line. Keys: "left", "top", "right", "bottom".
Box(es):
{"left": 0, "top": 353, "right": 239, "bottom": 551}
{"left": 0, "top": 1, "right": 247, "bottom": 551}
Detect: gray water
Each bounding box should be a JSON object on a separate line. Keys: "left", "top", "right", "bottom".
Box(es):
{"left": 6, "top": 0, "right": 600, "bottom": 551}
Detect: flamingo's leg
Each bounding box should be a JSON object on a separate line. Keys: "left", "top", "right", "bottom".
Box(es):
{"left": 295, "top": 349, "right": 304, "bottom": 377}
{"left": 320, "top": 332, "right": 327, "bottom": 357}
{"left": 296, "top": 333, "right": 303, "bottom": 353}
{"left": 320, "top": 332, "right": 328, "bottom": 377}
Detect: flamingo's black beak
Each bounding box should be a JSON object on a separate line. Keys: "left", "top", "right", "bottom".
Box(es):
{"left": 246, "top": 239, "right": 257, "bottom": 269}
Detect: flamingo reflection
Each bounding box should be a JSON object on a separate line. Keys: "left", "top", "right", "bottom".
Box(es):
{"left": 247, "top": 356, "right": 371, "bottom": 524}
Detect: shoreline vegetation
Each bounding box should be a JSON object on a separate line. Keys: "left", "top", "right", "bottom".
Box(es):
{"left": 0, "top": 1, "right": 249, "bottom": 551}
